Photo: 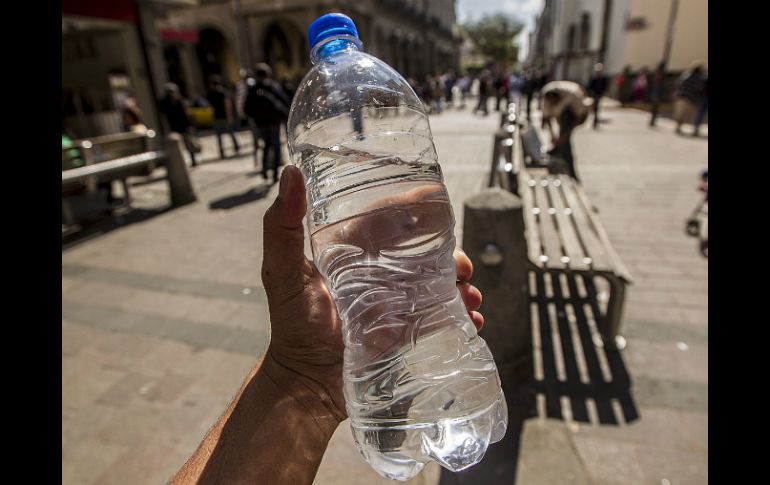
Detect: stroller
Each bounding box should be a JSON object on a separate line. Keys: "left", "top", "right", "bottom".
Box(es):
{"left": 685, "top": 169, "right": 708, "bottom": 258}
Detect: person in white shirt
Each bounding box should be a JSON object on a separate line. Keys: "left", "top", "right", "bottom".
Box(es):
{"left": 540, "top": 81, "right": 592, "bottom": 181}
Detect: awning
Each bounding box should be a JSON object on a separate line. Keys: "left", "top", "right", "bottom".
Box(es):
{"left": 160, "top": 28, "right": 199, "bottom": 43}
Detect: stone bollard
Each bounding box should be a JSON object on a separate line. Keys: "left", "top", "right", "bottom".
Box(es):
{"left": 164, "top": 133, "right": 197, "bottom": 206}
{"left": 462, "top": 189, "right": 533, "bottom": 402}
{"left": 439, "top": 189, "right": 534, "bottom": 484}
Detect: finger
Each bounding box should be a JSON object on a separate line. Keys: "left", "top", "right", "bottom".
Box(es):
{"left": 454, "top": 248, "right": 473, "bottom": 282}
{"left": 262, "top": 166, "right": 309, "bottom": 285}
{"left": 458, "top": 282, "right": 482, "bottom": 312}
{"left": 469, "top": 311, "right": 484, "bottom": 331}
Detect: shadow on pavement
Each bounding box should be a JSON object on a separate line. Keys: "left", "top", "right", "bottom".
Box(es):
{"left": 438, "top": 388, "right": 533, "bottom": 485}
{"left": 440, "top": 270, "right": 639, "bottom": 484}
{"left": 62, "top": 205, "right": 174, "bottom": 251}
{"left": 532, "top": 271, "right": 639, "bottom": 425}
{"left": 208, "top": 184, "right": 271, "bottom": 210}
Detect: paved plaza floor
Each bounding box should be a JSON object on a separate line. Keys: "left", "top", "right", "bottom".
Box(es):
{"left": 62, "top": 100, "right": 707, "bottom": 485}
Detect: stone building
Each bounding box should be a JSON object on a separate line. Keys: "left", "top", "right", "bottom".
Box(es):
{"left": 159, "top": 0, "right": 460, "bottom": 97}
{"left": 527, "top": 0, "right": 707, "bottom": 85}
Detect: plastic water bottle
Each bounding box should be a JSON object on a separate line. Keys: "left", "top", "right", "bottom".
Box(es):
{"left": 287, "top": 13, "right": 507, "bottom": 481}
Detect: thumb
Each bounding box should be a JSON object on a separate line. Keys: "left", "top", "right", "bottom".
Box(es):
{"left": 261, "top": 166, "right": 309, "bottom": 288}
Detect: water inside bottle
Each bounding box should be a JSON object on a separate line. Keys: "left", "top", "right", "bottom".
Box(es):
{"left": 307, "top": 161, "right": 508, "bottom": 480}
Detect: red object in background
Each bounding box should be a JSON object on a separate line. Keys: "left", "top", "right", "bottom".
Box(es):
{"left": 62, "top": 0, "right": 137, "bottom": 22}
{"left": 160, "top": 29, "right": 200, "bottom": 43}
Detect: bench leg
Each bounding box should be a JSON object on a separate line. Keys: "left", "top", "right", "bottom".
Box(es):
{"left": 62, "top": 199, "right": 75, "bottom": 226}
{"left": 593, "top": 275, "right": 628, "bottom": 351}
{"left": 120, "top": 179, "right": 131, "bottom": 208}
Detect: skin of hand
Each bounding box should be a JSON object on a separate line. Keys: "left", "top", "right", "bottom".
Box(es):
{"left": 263, "top": 165, "right": 485, "bottom": 419}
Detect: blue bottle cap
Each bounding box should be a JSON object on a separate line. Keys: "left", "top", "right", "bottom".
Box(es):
{"left": 308, "top": 13, "right": 359, "bottom": 50}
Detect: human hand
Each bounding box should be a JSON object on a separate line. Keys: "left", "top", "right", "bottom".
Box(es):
{"left": 261, "top": 166, "right": 484, "bottom": 423}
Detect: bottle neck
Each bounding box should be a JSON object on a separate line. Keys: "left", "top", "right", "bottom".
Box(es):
{"left": 310, "top": 35, "right": 362, "bottom": 64}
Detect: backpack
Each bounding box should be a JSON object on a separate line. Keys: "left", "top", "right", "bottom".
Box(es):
{"left": 244, "top": 80, "right": 289, "bottom": 125}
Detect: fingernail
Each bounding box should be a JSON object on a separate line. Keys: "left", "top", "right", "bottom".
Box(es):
{"left": 279, "top": 169, "right": 289, "bottom": 197}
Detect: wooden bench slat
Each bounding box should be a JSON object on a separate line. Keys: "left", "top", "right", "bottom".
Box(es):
{"left": 547, "top": 178, "right": 591, "bottom": 271}
{"left": 557, "top": 175, "right": 613, "bottom": 271}
{"left": 572, "top": 182, "right": 633, "bottom": 282}
{"left": 532, "top": 176, "right": 565, "bottom": 269}
{"left": 520, "top": 173, "right": 546, "bottom": 267}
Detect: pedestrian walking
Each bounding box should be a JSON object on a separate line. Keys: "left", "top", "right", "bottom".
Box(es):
{"left": 120, "top": 92, "right": 146, "bottom": 134}
{"left": 244, "top": 63, "right": 290, "bottom": 184}
{"left": 206, "top": 75, "right": 240, "bottom": 159}
{"left": 587, "top": 63, "right": 608, "bottom": 129}
{"left": 632, "top": 68, "right": 649, "bottom": 103}
{"left": 649, "top": 62, "right": 666, "bottom": 127}
{"left": 616, "top": 65, "right": 633, "bottom": 106}
{"left": 473, "top": 70, "right": 491, "bottom": 116}
{"left": 693, "top": 77, "right": 708, "bottom": 137}
{"left": 158, "top": 83, "right": 200, "bottom": 167}
{"left": 673, "top": 61, "right": 706, "bottom": 135}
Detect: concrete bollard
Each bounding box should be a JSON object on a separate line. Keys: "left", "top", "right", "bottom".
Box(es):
{"left": 462, "top": 189, "right": 532, "bottom": 400}
{"left": 440, "top": 189, "right": 535, "bottom": 484}
{"left": 164, "top": 133, "right": 197, "bottom": 206}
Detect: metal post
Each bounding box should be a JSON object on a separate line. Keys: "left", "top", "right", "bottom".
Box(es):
{"left": 663, "top": 0, "right": 680, "bottom": 67}
{"left": 599, "top": 0, "right": 613, "bottom": 64}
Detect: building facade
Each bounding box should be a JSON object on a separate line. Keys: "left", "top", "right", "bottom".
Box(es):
{"left": 159, "top": 0, "right": 460, "bottom": 97}
{"left": 527, "top": 0, "right": 707, "bottom": 86}
{"left": 62, "top": 0, "right": 458, "bottom": 138}
{"left": 526, "top": 0, "right": 626, "bottom": 85}
{"left": 62, "top": 0, "right": 199, "bottom": 138}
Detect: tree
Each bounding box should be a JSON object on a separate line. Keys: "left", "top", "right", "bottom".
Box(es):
{"left": 462, "top": 13, "right": 524, "bottom": 68}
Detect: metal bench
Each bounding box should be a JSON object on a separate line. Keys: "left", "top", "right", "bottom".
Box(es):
{"left": 62, "top": 131, "right": 161, "bottom": 228}
{"left": 62, "top": 132, "right": 196, "bottom": 232}
{"left": 488, "top": 123, "right": 520, "bottom": 194}
{"left": 518, "top": 171, "right": 633, "bottom": 350}
{"left": 493, "top": 103, "right": 633, "bottom": 350}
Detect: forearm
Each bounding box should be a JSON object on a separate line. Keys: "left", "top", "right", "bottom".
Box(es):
{"left": 170, "top": 352, "right": 342, "bottom": 485}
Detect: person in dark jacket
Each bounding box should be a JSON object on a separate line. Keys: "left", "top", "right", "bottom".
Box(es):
{"left": 244, "top": 63, "right": 290, "bottom": 184}
{"left": 587, "top": 63, "right": 608, "bottom": 129}
{"left": 207, "top": 75, "right": 240, "bottom": 159}
{"left": 673, "top": 61, "right": 706, "bottom": 135}
{"left": 693, "top": 77, "right": 708, "bottom": 137}
{"left": 649, "top": 62, "right": 666, "bottom": 127}
{"left": 158, "top": 83, "right": 199, "bottom": 167}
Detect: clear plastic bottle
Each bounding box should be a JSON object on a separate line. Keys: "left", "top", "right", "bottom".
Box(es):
{"left": 287, "top": 13, "right": 507, "bottom": 481}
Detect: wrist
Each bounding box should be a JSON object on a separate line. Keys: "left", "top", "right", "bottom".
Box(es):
{"left": 258, "top": 350, "right": 345, "bottom": 438}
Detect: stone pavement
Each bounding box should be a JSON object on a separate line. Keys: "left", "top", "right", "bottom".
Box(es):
{"left": 62, "top": 101, "right": 707, "bottom": 484}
